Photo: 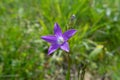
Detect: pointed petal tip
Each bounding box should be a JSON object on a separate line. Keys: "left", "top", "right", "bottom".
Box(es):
{"left": 66, "top": 50, "right": 69, "bottom": 52}
{"left": 47, "top": 52, "right": 52, "bottom": 55}
{"left": 71, "top": 29, "right": 77, "bottom": 33}
{"left": 41, "top": 36, "right": 48, "bottom": 39}
{"left": 63, "top": 29, "right": 77, "bottom": 41}
{"left": 48, "top": 51, "right": 52, "bottom": 55}
{"left": 62, "top": 49, "right": 69, "bottom": 53}
{"left": 41, "top": 36, "right": 46, "bottom": 40}
{"left": 54, "top": 22, "right": 58, "bottom": 25}
{"left": 48, "top": 43, "right": 59, "bottom": 55}
{"left": 60, "top": 42, "right": 69, "bottom": 52}
{"left": 41, "top": 36, "right": 44, "bottom": 39}
{"left": 71, "top": 29, "right": 77, "bottom": 36}
{"left": 54, "top": 23, "right": 62, "bottom": 36}
{"left": 54, "top": 23, "right": 59, "bottom": 28}
{"left": 54, "top": 22, "right": 59, "bottom": 28}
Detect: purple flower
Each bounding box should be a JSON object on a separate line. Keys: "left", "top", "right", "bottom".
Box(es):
{"left": 41, "top": 23, "right": 77, "bottom": 55}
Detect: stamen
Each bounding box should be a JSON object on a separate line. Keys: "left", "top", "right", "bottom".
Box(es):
{"left": 57, "top": 37, "right": 64, "bottom": 44}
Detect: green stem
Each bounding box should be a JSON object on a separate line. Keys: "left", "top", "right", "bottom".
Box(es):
{"left": 66, "top": 53, "right": 71, "bottom": 80}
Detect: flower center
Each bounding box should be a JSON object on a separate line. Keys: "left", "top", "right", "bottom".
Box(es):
{"left": 57, "top": 37, "right": 64, "bottom": 44}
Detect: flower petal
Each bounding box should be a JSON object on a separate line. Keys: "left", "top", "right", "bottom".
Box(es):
{"left": 63, "top": 29, "right": 77, "bottom": 41}
{"left": 48, "top": 44, "right": 59, "bottom": 55}
{"left": 60, "top": 42, "right": 69, "bottom": 52}
{"left": 54, "top": 23, "right": 62, "bottom": 36}
{"left": 41, "top": 35, "right": 57, "bottom": 43}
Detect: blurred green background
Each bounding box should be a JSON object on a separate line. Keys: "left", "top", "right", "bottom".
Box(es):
{"left": 0, "top": 0, "right": 120, "bottom": 80}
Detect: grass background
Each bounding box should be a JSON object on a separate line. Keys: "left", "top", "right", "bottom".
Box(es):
{"left": 0, "top": 0, "right": 120, "bottom": 80}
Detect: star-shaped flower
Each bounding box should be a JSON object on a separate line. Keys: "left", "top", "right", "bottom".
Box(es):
{"left": 41, "top": 23, "right": 77, "bottom": 55}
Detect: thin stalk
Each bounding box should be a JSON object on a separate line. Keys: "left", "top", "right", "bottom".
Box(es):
{"left": 65, "top": 53, "right": 71, "bottom": 80}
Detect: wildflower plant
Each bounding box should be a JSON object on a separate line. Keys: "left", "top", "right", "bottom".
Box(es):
{"left": 41, "top": 22, "right": 77, "bottom": 80}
